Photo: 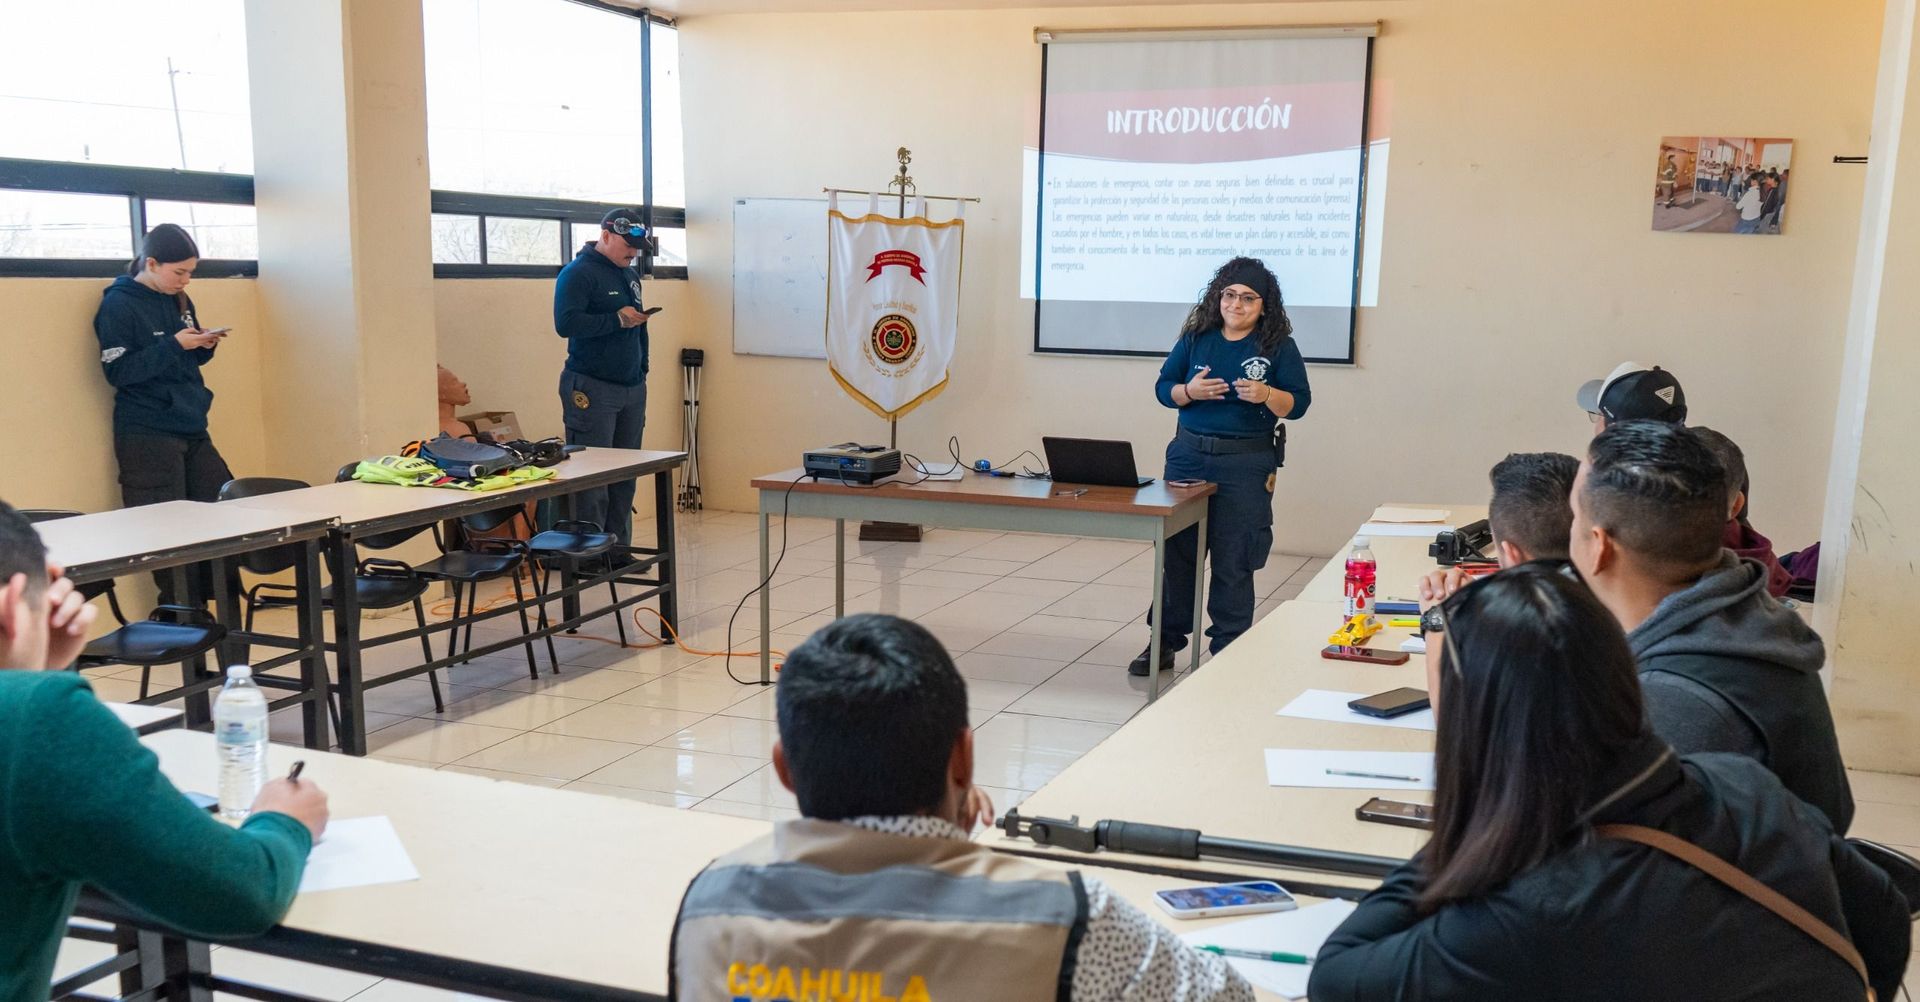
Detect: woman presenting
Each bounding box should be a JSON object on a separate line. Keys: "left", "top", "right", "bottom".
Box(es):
{"left": 94, "top": 223, "right": 230, "bottom": 603}
{"left": 1132, "top": 257, "right": 1310, "bottom": 676}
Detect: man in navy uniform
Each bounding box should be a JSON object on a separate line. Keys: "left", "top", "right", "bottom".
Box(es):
{"left": 554, "top": 208, "right": 651, "bottom": 551}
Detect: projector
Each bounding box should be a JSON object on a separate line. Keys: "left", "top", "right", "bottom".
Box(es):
{"left": 804, "top": 443, "right": 903, "bottom": 484}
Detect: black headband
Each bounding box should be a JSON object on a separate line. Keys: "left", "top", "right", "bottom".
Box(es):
{"left": 1217, "top": 260, "right": 1270, "bottom": 294}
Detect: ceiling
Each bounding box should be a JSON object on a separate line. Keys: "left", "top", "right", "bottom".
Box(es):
{"left": 630, "top": 0, "right": 1327, "bottom": 18}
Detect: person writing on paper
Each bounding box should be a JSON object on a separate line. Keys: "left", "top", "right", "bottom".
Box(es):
{"left": 1133, "top": 257, "right": 1311, "bottom": 676}
{"left": 1418, "top": 452, "right": 1578, "bottom": 604}
{"left": 1570, "top": 420, "right": 1852, "bottom": 832}
{"left": 1311, "top": 563, "right": 1909, "bottom": 1001}
{"left": 93, "top": 223, "right": 233, "bottom": 606}
{"left": 671, "top": 614, "right": 1252, "bottom": 1002}
{"left": 0, "top": 501, "right": 329, "bottom": 1002}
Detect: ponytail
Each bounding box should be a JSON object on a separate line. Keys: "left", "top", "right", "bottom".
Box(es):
{"left": 129, "top": 223, "right": 200, "bottom": 276}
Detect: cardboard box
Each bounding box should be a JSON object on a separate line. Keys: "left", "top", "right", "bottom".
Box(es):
{"left": 458, "top": 410, "right": 522, "bottom": 444}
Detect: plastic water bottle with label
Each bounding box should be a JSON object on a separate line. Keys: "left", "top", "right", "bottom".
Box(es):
{"left": 214, "top": 665, "right": 269, "bottom": 820}
{"left": 1344, "top": 537, "right": 1378, "bottom": 625}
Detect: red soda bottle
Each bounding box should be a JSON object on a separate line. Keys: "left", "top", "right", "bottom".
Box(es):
{"left": 1344, "top": 537, "right": 1377, "bottom": 624}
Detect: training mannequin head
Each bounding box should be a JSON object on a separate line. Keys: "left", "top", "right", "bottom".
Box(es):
{"left": 772, "top": 614, "right": 974, "bottom": 828}
{"left": 0, "top": 503, "right": 51, "bottom": 671}
{"left": 1487, "top": 452, "right": 1578, "bottom": 567}
{"left": 1570, "top": 421, "right": 1728, "bottom": 630}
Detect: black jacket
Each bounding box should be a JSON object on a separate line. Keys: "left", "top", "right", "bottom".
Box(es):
{"left": 93, "top": 276, "right": 216, "bottom": 436}
{"left": 1631, "top": 551, "right": 1853, "bottom": 833}
{"left": 553, "top": 244, "right": 647, "bottom": 386}
{"left": 1310, "top": 739, "right": 1909, "bottom": 1001}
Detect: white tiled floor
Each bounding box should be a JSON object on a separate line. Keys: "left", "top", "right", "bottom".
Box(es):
{"left": 66, "top": 507, "right": 1920, "bottom": 999}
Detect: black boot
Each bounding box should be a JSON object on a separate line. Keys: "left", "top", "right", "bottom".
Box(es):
{"left": 1129, "top": 642, "right": 1179, "bottom": 677}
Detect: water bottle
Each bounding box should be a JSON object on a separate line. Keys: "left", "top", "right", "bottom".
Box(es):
{"left": 214, "top": 665, "right": 269, "bottom": 820}
{"left": 1343, "top": 537, "right": 1378, "bottom": 624}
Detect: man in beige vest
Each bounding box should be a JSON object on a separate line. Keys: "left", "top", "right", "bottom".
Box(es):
{"left": 671, "top": 614, "right": 1252, "bottom": 1002}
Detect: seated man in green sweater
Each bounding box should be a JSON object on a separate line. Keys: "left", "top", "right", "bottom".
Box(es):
{"left": 0, "top": 500, "right": 329, "bottom": 1002}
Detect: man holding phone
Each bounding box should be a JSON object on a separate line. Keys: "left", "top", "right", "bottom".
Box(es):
{"left": 552, "top": 208, "right": 656, "bottom": 552}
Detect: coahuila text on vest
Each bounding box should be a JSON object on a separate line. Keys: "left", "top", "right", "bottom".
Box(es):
{"left": 726, "top": 962, "right": 933, "bottom": 1002}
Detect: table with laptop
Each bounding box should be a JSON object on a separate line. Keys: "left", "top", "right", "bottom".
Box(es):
{"left": 752, "top": 436, "right": 1212, "bottom": 699}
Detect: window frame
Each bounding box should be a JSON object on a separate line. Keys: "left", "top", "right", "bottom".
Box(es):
{"left": 0, "top": 2, "right": 685, "bottom": 281}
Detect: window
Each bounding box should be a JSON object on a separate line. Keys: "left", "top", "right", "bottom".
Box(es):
{"left": 0, "top": 1, "right": 253, "bottom": 174}
{"left": 0, "top": 0, "right": 682, "bottom": 278}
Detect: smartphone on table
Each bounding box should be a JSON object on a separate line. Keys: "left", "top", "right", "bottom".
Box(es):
{"left": 1347, "top": 687, "right": 1430, "bottom": 718}
{"left": 1355, "top": 797, "right": 1434, "bottom": 830}
{"left": 1321, "top": 645, "right": 1410, "bottom": 666}
{"left": 1154, "top": 880, "right": 1298, "bottom": 920}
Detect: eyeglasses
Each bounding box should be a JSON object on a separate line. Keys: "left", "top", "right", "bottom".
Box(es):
{"left": 1219, "top": 291, "right": 1262, "bottom": 306}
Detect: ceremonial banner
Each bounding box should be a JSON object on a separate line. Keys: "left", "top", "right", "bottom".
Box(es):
{"left": 825, "top": 194, "right": 965, "bottom": 419}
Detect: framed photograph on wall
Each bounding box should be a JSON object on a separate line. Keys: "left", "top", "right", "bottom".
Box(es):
{"left": 1653, "top": 136, "right": 1793, "bottom": 234}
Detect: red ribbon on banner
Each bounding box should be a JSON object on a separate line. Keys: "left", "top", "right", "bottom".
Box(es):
{"left": 865, "top": 249, "right": 927, "bottom": 284}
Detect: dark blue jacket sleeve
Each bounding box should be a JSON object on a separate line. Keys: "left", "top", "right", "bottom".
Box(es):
{"left": 189, "top": 294, "right": 217, "bottom": 367}
{"left": 553, "top": 266, "right": 623, "bottom": 341}
{"left": 95, "top": 297, "right": 189, "bottom": 388}
{"left": 1269, "top": 338, "right": 1311, "bottom": 420}
{"left": 1155, "top": 336, "right": 1191, "bottom": 409}
{"left": 1308, "top": 860, "right": 1528, "bottom": 1000}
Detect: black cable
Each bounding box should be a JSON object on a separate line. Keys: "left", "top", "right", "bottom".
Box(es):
{"left": 721, "top": 476, "right": 802, "bottom": 686}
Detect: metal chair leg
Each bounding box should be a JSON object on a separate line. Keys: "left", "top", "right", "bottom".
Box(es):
{"left": 609, "top": 580, "right": 629, "bottom": 647}
{"left": 445, "top": 582, "right": 464, "bottom": 664}
{"left": 139, "top": 666, "right": 152, "bottom": 700}
{"left": 511, "top": 574, "right": 545, "bottom": 679}
{"left": 413, "top": 598, "right": 444, "bottom": 713}
{"left": 532, "top": 567, "right": 561, "bottom": 674}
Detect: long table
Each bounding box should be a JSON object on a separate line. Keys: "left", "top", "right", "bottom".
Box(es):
{"left": 750, "top": 469, "right": 1215, "bottom": 699}
{"left": 33, "top": 501, "right": 336, "bottom": 745}
{"left": 978, "top": 505, "right": 1477, "bottom": 888}
{"left": 218, "top": 448, "right": 686, "bottom": 755}
{"left": 75, "top": 729, "right": 769, "bottom": 1002}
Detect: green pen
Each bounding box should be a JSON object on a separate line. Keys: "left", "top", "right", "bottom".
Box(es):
{"left": 1197, "top": 945, "right": 1312, "bottom": 965}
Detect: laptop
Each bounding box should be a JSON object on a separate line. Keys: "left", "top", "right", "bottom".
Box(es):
{"left": 1042, "top": 437, "right": 1153, "bottom": 489}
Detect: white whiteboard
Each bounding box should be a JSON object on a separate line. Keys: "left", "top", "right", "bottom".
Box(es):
{"left": 732, "top": 197, "right": 829, "bottom": 358}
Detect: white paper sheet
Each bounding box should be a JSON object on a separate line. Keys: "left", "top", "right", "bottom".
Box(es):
{"left": 1276, "top": 689, "right": 1436, "bottom": 731}
{"left": 1369, "top": 506, "right": 1451, "bottom": 524}
{"left": 298, "top": 816, "right": 420, "bottom": 894}
{"left": 1264, "top": 749, "right": 1435, "bottom": 791}
{"left": 1178, "top": 900, "right": 1358, "bottom": 998}
{"left": 1399, "top": 635, "right": 1428, "bottom": 654}
{"left": 1356, "top": 521, "right": 1455, "bottom": 538}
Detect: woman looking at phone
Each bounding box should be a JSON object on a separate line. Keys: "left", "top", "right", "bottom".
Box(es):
{"left": 93, "top": 223, "right": 232, "bottom": 603}
{"left": 1133, "top": 257, "right": 1311, "bottom": 676}
{"left": 1309, "top": 562, "right": 1909, "bottom": 1000}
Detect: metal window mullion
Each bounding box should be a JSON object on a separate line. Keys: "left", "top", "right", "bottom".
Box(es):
{"left": 640, "top": 15, "right": 656, "bottom": 276}
{"left": 129, "top": 195, "right": 147, "bottom": 252}
{"left": 476, "top": 213, "right": 489, "bottom": 265}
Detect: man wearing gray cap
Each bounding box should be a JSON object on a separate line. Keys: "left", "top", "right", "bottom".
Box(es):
{"left": 553, "top": 208, "right": 653, "bottom": 551}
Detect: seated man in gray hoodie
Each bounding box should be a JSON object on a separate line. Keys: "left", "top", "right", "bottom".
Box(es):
{"left": 1567, "top": 420, "right": 1851, "bottom": 832}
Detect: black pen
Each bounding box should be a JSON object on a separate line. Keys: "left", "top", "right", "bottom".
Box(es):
{"left": 288, "top": 760, "right": 306, "bottom": 784}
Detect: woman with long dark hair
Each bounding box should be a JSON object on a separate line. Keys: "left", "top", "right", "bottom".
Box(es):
{"left": 1309, "top": 563, "right": 1909, "bottom": 1000}
{"left": 93, "top": 223, "right": 231, "bottom": 603}
{"left": 1132, "top": 257, "right": 1310, "bottom": 675}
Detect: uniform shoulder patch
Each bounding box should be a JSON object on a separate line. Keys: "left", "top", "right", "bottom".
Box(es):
{"left": 102, "top": 347, "right": 127, "bottom": 363}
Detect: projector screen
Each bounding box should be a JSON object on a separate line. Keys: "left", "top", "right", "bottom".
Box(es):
{"left": 1024, "top": 29, "right": 1376, "bottom": 362}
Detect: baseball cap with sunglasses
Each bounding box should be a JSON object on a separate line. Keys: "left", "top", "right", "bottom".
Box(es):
{"left": 600, "top": 208, "right": 649, "bottom": 249}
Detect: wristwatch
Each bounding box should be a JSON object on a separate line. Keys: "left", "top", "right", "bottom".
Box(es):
{"left": 1418, "top": 605, "right": 1446, "bottom": 638}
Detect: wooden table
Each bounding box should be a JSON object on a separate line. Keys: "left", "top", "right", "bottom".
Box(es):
{"left": 75, "top": 730, "right": 769, "bottom": 1002}
{"left": 1297, "top": 505, "right": 1488, "bottom": 604}
{"left": 33, "top": 501, "right": 335, "bottom": 743}
{"left": 219, "top": 448, "right": 687, "bottom": 755}
{"left": 749, "top": 469, "right": 1216, "bottom": 699}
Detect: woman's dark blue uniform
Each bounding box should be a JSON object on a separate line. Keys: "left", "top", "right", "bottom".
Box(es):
{"left": 1138, "top": 263, "right": 1311, "bottom": 674}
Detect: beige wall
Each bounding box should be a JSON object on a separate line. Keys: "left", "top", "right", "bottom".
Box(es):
{"left": 675, "top": 0, "right": 1880, "bottom": 554}
{"left": 0, "top": 278, "right": 266, "bottom": 515}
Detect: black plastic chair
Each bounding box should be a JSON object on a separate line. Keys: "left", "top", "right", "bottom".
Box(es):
{"left": 411, "top": 504, "right": 554, "bottom": 679}
{"left": 528, "top": 518, "right": 629, "bottom": 648}
{"left": 21, "top": 509, "right": 227, "bottom": 698}
{"left": 218, "top": 477, "right": 444, "bottom": 715}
